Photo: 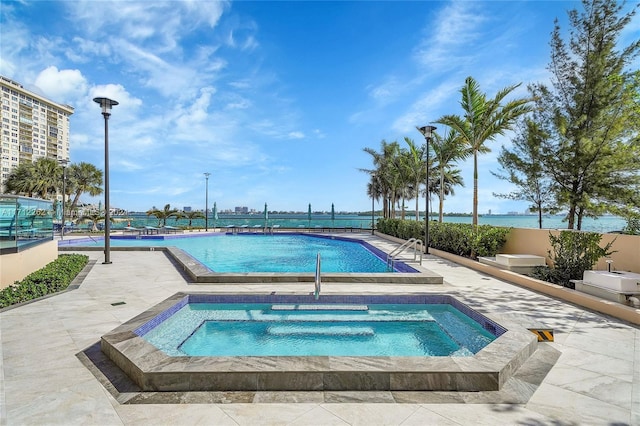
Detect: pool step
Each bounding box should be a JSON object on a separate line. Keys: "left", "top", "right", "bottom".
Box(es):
{"left": 271, "top": 304, "right": 369, "bottom": 311}
{"left": 267, "top": 325, "right": 375, "bottom": 336}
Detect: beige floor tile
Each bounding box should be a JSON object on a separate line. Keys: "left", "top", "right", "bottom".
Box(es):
{"left": 320, "top": 403, "right": 419, "bottom": 425}
{"left": 219, "top": 403, "right": 321, "bottom": 425}
{"left": 116, "top": 404, "right": 238, "bottom": 425}
{"left": 419, "top": 404, "right": 555, "bottom": 426}
{"left": 526, "top": 382, "right": 631, "bottom": 424}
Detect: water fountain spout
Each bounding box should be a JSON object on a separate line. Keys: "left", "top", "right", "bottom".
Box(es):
{"left": 606, "top": 259, "right": 613, "bottom": 272}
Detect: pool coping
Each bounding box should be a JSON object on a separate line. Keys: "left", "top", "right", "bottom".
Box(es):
{"left": 59, "top": 233, "right": 443, "bottom": 284}
{"left": 101, "top": 292, "right": 537, "bottom": 392}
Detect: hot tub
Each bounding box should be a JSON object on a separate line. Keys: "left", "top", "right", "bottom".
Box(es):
{"left": 101, "top": 292, "right": 538, "bottom": 392}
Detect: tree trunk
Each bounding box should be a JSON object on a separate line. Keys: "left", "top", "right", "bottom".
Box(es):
{"left": 577, "top": 206, "right": 584, "bottom": 231}
{"left": 439, "top": 170, "right": 445, "bottom": 222}
{"left": 538, "top": 205, "right": 543, "bottom": 229}
{"left": 473, "top": 150, "right": 478, "bottom": 227}
{"left": 567, "top": 205, "right": 576, "bottom": 229}
{"left": 415, "top": 179, "right": 420, "bottom": 221}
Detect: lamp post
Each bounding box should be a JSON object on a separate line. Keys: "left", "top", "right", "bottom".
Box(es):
{"left": 93, "top": 97, "right": 119, "bottom": 264}
{"left": 204, "top": 172, "right": 210, "bottom": 231}
{"left": 418, "top": 125, "right": 437, "bottom": 254}
{"left": 58, "top": 158, "right": 69, "bottom": 240}
{"left": 370, "top": 174, "right": 376, "bottom": 235}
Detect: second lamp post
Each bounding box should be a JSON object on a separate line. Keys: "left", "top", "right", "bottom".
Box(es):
{"left": 418, "top": 125, "right": 437, "bottom": 254}
{"left": 93, "top": 97, "right": 119, "bottom": 264}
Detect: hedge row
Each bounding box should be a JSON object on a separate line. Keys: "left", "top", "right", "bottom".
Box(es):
{"left": 0, "top": 254, "right": 89, "bottom": 309}
{"left": 376, "top": 218, "right": 510, "bottom": 259}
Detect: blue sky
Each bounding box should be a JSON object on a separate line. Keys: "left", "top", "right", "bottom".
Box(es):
{"left": 1, "top": 1, "right": 638, "bottom": 214}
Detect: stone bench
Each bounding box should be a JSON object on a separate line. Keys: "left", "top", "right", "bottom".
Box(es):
{"left": 478, "top": 254, "right": 546, "bottom": 275}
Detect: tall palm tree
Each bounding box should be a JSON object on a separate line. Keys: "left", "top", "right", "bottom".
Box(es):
{"left": 392, "top": 150, "right": 413, "bottom": 220}
{"left": 67, "top": 162, "right": 103, "bottom": 214}
{"left": 432, "top": 167, "right": 464, "bottom": 215}
{"left": 437, "top": 76, "right": 532, "bottom": 226}
{"left": 401, "top": 137, "right": 426, "bottom": 221}
{"left": 431, "top": 129, "right": 468, "bottom": 221}
{"left": 146, "top": 204, "right": 180, "bottom": 227}
{"left": 362, "top": 140, "right": 400, "bottom": 218}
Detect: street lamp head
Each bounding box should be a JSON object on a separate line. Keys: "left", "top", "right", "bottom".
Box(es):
{"left": 58, "top": 158, "right": 69, "bottom": 167}
{"left": 418, "top": 125, "right": 437, "bottom": 139}
{"left": 93, "top": 97, "right": 119, "bottom": 115}
{"left": 204, "top": 172, "right": 211, "bottom": 179}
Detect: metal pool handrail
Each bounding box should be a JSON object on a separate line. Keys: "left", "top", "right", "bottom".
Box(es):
{"left": 314, "top": 252, "right": 321, "bottom": 300}
{"left": 386, "top": 238, "right": 423, "bottom": 270}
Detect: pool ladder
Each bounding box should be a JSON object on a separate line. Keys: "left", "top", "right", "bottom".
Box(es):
{"left": 314, "top": 252, "right": 321, "bottom": 300}
{"left": 386, "top": 238, "right": 423, "bottom": 271}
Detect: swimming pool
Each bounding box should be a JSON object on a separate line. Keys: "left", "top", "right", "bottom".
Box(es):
{"left": 144, "top": 302, "right": 495, "bottom": 357}
{"left": 62, "top": 234, "right": 412, "bottom": 273}
{"left": 101, "top": 292, "right": 538, "bottom": 392}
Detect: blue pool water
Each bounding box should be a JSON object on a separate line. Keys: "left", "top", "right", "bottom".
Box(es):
{"left": 142, "top": 303, "right": 496, "bottom": 357}
{"left": 67, "top": 234, "right": 406, "bottom": 273}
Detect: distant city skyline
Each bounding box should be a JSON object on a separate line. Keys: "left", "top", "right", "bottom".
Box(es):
{"left": 2, "top": 1, "right": 638, "bottom": 213}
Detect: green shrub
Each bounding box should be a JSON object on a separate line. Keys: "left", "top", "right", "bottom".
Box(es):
{"left": 530, "top": 231, "right": 616, "bottom": 288}
{"left": 376, "top": 218, "right": 510, "bottom": 259}
{"left": 623, "top": 216, "right": 640, "bottom": 235}
{"left": 0, "top": 254, "right": 89, "bottom": 309}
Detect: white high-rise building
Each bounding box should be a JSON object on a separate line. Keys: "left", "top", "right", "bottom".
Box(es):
{"left": 0, "top": 76, "right": 74, "bottom": 191}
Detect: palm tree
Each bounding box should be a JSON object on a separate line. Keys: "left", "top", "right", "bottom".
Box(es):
{"left": 182, "top": 211, "right": 204, "bottom": 228}
{"left": 77, "top": 211, "right": 113, "bottom": 232}
{"left": 146, "top": 204, "right": 180, "bottom": 227}
{"left": 5, "top": 158, "right": 60, "bottom": 199}
{"left": 401, "top": 138, "right": 426, "bottom": 221}
{"left": 392, "top": 149, "right": 413, "bottom": 220}
{"left": 431, "top": 129, "right": 468, "bottom": 221}
{"left": 31, "top": 158, "right": 60, "bottom": 199}
{"left": 362, "top": 140, "right": 401, "bottom": 218}
{"left": 437, "top": 76, "right": 532, "bottom": 226}
{"left": 67, "top": 162, "right": 103, "bottom": 214}
{"left": 4, "top": 162, "right": 37, "bottom": 196}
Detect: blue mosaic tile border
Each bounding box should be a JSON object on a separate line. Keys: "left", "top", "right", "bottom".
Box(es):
{"left": 134, "top": 295, "right": 189, "bottom": 336}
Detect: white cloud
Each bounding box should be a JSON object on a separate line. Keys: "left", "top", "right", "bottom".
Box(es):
{"left": 288, "top": 131, "right": 304, "bottom": 139}
{"left": 68, "top": 0, "right": 228, "bottom": 48}
{"left": 413, "top": 2, "right": 486, "bottom": 71}
{"left": 175, "top": 87, "right": 216, "bottom": 130}
{"left": 34, "top": 66, "right": 88, "bottom": 104}
{"left": 90, "top": 83, "right": 142, "bottom": 112}
{"left": 391, "top": 79, "right": 461, "bottom": 133}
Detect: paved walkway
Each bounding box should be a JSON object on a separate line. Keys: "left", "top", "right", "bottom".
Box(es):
{"left": 1, "top": 234, "right": 639, "bottom": 425}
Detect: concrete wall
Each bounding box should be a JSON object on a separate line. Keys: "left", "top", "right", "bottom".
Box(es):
{"left": 429, "top": 247, "right": 640, "bottom": 326}
{"left": 0, "top": 241, "right": 58, "bottom": 288}
{"left": 499, "top": 228, "right": 639, "bottom": 273}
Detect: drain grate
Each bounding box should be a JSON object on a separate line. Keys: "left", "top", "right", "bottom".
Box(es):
{"left": 111, "top": 301, "right": 126, "bottom": 306}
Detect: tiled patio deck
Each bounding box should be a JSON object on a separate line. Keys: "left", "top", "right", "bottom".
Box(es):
{"left": 1, "top": 233, "right": 638, "bottom": 425}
